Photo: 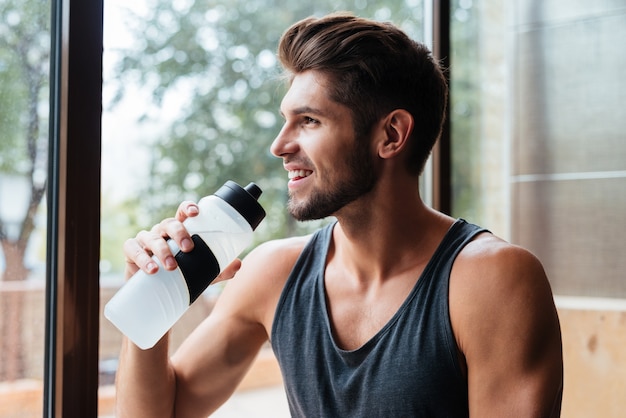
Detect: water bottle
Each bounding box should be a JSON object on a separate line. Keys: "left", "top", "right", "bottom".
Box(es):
{"left": 104, "top": 181, "right": 266, "bottom": 349}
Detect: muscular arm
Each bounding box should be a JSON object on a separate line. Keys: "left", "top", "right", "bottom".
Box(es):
{"left": 450, "top": 236, "right": 563, "bottom": 417}
{"left": 170, "top": 237, "right": 304, "bottom": 416}
{"left": 115, "top": 256, "right": 267, "bottom": 418}
{"left": 116, "top": 332, "right": 176, "bottom": 417}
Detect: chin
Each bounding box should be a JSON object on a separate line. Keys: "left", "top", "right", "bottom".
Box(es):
{"left": 288, "top": 200, "right": 340, "bottom": 222}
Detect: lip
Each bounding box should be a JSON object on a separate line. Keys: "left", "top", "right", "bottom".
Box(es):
{"left": 288, "top": 169, "right": 313, "bottom": 180}
{"left": 284, "top": 164, "right": 313, "bottom": 187}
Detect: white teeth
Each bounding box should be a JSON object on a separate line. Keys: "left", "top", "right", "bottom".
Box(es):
{"left": 288, "top": 170, "right": 312, "bottom": 179}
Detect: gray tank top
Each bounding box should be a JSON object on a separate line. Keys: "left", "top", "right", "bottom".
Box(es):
{"left": 271, "top": 219, "right": 487, "bottom": 417}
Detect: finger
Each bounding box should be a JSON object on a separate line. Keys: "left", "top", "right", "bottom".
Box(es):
{"left": 150, "top": 218, "right": 176, "bottom": 238}
{"left": 136, "top": 228, "right": 178, "bottom": 271}
{"left": 212, "top": 258, "right": 242, "bottom": 284}
{"left": 153, "top": 217, "right": 195, "bottom": 254}
{"left": 175, "top": 201, "right": 199, "bottom": 222}
{"left": 123, "top": 236, "right": 158, "bottom": 277}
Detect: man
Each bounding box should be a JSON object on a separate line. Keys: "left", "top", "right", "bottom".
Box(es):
{"left": 116, "top": 13, "right": 563, "bottom": 417}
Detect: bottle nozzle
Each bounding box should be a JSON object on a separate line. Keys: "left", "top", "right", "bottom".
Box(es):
{"left": 244, "top": 182, "right": 262, "bottom": 200}
{"left": 215, "top": 181, "right": 266, "bottom": 230}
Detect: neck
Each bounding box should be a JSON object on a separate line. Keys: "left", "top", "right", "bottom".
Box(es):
{"left": 329, "top": 179, "right": 453, "bottom": 284}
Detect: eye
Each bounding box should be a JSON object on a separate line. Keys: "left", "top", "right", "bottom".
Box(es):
{"left": 303, "top": 116, "right": 319, "bottom": 125}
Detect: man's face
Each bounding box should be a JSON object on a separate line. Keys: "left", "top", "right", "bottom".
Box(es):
{"left": 270, "top": 71, "right": 377, "bottom": 221}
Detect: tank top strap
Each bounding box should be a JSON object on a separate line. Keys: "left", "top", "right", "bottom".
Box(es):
{"left": 421, "top": 218, "right": 489, "bottom": 283}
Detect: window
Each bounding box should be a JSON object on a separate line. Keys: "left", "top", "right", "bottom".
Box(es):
{"left": 450, "top": 0, "right": 626, "bottom": 298}
{"left": 2, "top": 0, "right": 106, "bottom": 413}
{"left": 0, "top": 0, "right": 50, "bottom": 416}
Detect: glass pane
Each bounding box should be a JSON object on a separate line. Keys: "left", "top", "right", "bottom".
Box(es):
{"left": 0, "top": 0, "right": 50, "bottom": 416}
{"left": 450, "top": 0, "right": 626, "bottom": 297}
{"left": 100, "top": 0, "right": 424, "bottom": 415}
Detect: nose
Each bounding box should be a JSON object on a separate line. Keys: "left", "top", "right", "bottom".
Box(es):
{"left": 270, "top": 123, "right": 296, "bottom": 158}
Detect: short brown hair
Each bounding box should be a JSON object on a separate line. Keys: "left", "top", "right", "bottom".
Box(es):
{"left": 278, "top": 12, "right": 448, "bottom": 175}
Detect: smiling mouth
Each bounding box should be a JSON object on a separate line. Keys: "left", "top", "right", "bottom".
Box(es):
{"left": 288, "top": 169, "right": 313, "bottom": 180}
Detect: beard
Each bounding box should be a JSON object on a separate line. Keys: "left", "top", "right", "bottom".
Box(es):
{"left": 288, "top": 141, "right": 378, "bottom": 221}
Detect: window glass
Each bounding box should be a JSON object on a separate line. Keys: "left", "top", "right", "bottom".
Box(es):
{"left": 450, "top": 0, "right": 626, "bottom": 298}
{"left": 0, "top": 0, "right": 50, "bottom": 416}
{"left": 100, "top": 0, "right": 425, "bottom": 415}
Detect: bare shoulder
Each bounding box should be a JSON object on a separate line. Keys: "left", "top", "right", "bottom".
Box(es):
{"left": 213, "top": 234, "right": 312, "bottom": 331}
{"left": 449, "top": 232, "right": 563, "bottom": 416}
{"left": 450, "top": 232, "right": 558, "bottom": 344}
{"left": 239, "top": 234, "right": 312, "bottom": 289}
{"left": 245, "top": 233, "right": 312, "bottom": 268}
{"left": 451, "top": 232, "right": 552, "bottom": 301}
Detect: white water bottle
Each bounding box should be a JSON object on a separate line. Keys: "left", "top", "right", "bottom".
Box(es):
{"left": 104, "top": 181, "right": 266, "bottom": 349}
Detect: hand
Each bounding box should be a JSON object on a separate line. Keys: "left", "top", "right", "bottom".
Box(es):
{"left": 123, "top": 201, "right": 198, "bottom": 279}
{"left": 171, "top": 201, "right": 242, "bottom": 283}
{"left": 123, "top": 201, "right": 243, "bottom": 282}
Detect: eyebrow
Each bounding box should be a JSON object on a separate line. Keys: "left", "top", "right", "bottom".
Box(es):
{"left": 280, "top": 105, "right": 331, "bottom": 119}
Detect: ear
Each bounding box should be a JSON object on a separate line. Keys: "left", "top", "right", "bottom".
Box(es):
{"left": 377, "top": 109, "right": 414, "bottom": 159}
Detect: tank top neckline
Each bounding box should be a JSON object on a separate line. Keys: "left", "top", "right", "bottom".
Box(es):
{"left": 318, "top": 218, "right": 471, "bottom": 354}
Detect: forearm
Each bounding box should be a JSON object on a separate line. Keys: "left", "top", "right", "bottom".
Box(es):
{"left": 115, "top": 333, "right": 177, "bottom": 418}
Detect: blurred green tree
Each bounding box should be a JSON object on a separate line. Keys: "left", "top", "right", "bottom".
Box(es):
{"left": 0, "top": 0, "right": 49, "bottom": 281}
{"left": 0, "top": 0, "right": 50, "bottom": 382}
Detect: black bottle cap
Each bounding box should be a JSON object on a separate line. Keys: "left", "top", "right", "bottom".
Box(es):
{"left": 214, "top": 181, "right": 266, "bottom": 230}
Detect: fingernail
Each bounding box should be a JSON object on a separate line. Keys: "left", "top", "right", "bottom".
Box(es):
{"left": 187, "top": 205, "right": 199, "bottom": 215}
{"left": 146, "top": 261, "right": 158, "bottom": 272}
{"left": 165, "top": 256, "right": 177, "bottom": 270}
{"left": 181, "top": 238, "right": 193, "bottom": 252}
